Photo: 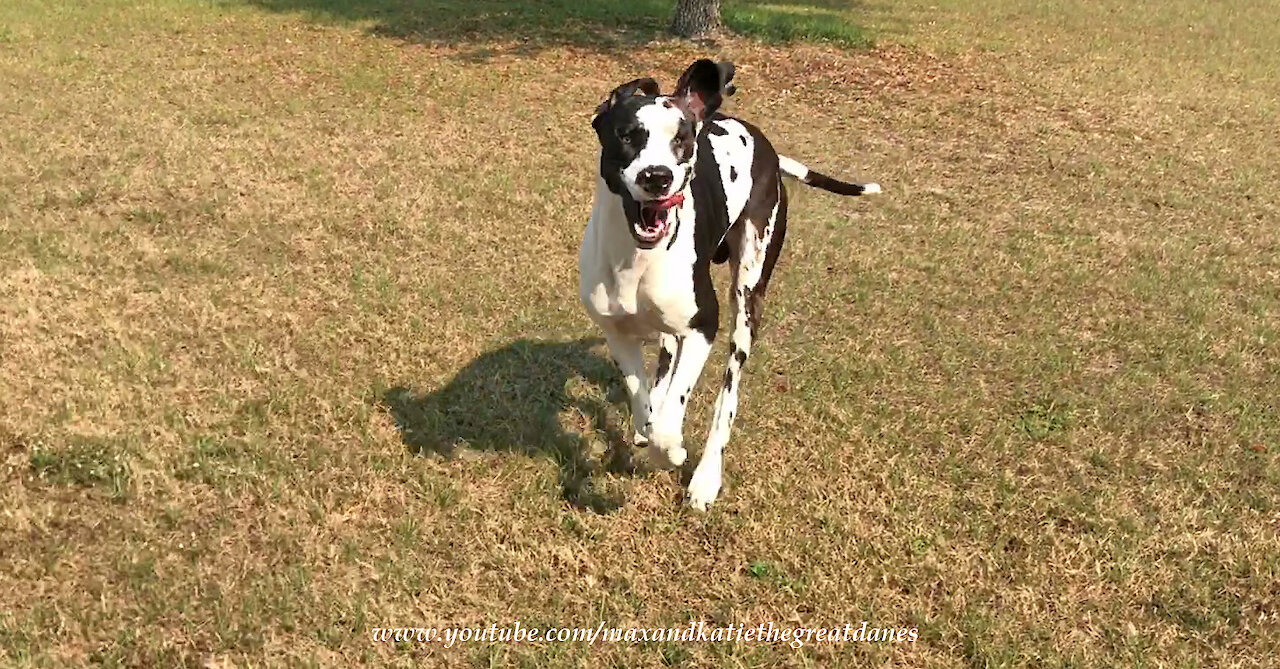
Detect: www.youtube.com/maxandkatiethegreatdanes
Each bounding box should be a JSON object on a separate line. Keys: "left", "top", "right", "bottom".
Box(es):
{"left": 371, "top": 620, "right": 921, "bottom": 650}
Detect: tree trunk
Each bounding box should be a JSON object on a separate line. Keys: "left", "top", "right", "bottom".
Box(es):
{"left": 670, "top": 0, "right": 723, "bottom": 39}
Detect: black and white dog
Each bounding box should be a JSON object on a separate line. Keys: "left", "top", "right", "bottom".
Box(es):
{"left": 578, "top": 59, "right": 879, "bottom": 510}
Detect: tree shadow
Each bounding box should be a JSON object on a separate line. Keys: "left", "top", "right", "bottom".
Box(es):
{"left": 234, "top": 0, "right": 875, "bottom": 60}
{"left": 240, "top": 0, "right": 675, "bottom": 60}
{"left": 381, "top": 337, "right": 639, "bottom": 513}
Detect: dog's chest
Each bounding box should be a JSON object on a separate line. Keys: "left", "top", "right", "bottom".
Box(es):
{"left": 584, "top": 251, "right": 700, "bottom": 337}
{"left": 580, "top": 200, "right": 703, "bottom": 337}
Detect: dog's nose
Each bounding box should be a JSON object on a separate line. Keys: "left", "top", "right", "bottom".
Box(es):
{"left": 636, "top": 166, "right": 674, "bottom": 195}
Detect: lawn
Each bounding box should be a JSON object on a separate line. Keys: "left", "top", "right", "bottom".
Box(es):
{"left": 1, "top": 0, "right": 1277, "bottom": 666}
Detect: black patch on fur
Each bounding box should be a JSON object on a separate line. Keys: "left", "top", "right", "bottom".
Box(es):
{"left": 688, "top": 266, "right": 720, "bottom": 342}
{"left": 594, "top": 96, "right": 654, "bottom": 196}
{"left": 686, "top": 122, "right": 734, "bottom": 341}
{"left": 802, "top": 170, "right": 873, "bottom": 196}
{"left": 749, "top": 184, "right": 788, "bottom": 337}
{"left": 729, "top": 165, "right": 738, "bottom": 182}
{"left": 655, "top": 347, "right": 672, "bottom": 383}
{"left": 712, "top": 241, "right": 730, "bottom": 264}
{"left": 743, "top": 121, "right": 782, "bottom": 241}
{"left": 723, "top": 368, "right": 734, "bottom": 389}
{"left": 680, "top": 394, "right": 686, "bottom": 405}
{"left": 735, "top": 350, "right": 747, "bottom": 365}
{"left": 740, "top": 135, "right": 748, "bottom": 146}
{"left": 672, "top": 117, "right": 696, "bottom": 163}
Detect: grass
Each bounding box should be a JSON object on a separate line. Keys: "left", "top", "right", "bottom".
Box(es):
{"left": 27, "top": 437, "right": 133, "bottom": 500}
{"left": 1, "top": 0, "right": 1279, "bottom": 666}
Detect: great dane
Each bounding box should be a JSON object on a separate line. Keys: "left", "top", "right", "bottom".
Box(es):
{"left": 578, "top": 59, "right": 880, "bottom": 510}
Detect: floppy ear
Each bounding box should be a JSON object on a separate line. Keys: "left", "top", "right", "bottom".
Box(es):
{"left": 591, "top": 77, "right": 661, "bottom": 128}
{"left": 673, "top": 59, "right": 735, "bottom": 121}
{"left": 718, "top": 61, "right": 737, "bottom": 97}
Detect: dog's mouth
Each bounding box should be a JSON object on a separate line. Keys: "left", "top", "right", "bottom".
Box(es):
{"left": 629, "top": 193, "right": 685, "bottom": 246}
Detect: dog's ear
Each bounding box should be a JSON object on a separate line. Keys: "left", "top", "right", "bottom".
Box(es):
{"left": 592, "top": 77, "right": 661, "bottom": 129}
{"left": 717, "top": 61, "right": 737, "bottom": 97}
{"left": 673, "top": 59, "right": 734, "bottom": 122}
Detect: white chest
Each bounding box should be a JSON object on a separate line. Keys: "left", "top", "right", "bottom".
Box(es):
{"left": 579, "top": 186, "right": 702, "bottom": 338}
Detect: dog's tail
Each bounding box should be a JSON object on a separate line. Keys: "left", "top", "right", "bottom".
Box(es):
{"left": 778, "top": 155, "right": 881, "bottom": 196}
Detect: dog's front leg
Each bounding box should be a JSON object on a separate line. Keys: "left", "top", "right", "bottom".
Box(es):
{"left": 647, "top": 333, "right": 713, "bottom": 470}
{"left": 648, "top": 334, "right": 679, "bottom": 417}
{"left": 602, "top": 329, "right": 653, "bottom": 447}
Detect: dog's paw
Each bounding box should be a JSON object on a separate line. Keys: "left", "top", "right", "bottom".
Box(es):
{"left": 645, "top": 437, "right": 687, "bottom": 470}
{"left": 686, "top": 466, "right": 721, "bottom": 512}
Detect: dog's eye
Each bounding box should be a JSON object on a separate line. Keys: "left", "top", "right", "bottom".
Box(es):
{"left": 616, "top": 128, "right": 634, "bottom": 144}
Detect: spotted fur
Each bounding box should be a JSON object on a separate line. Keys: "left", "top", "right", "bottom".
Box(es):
{"left": 579, "top": 59, "right": 880, "bottom": 510}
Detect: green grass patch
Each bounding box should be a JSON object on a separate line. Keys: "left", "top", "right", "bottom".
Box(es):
{"left": 1015, "top": 400, "right": 1069, "bottom": 441}
{"left": 725, "top": 4, "right": 870, "bottom": 46}
{"left": 28, "top": 438, "right": 133, "bottom": 500}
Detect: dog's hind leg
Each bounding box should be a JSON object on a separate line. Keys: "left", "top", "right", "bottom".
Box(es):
{"left": 602, "top": 329, "right": 653, "bottom": 448}
{"left": 687, "top": 187, "right": 788, "bottom": 511}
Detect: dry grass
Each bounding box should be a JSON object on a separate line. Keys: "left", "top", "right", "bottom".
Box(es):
{"left": 2, "top": 0, "right": 1278, "bottom": 666}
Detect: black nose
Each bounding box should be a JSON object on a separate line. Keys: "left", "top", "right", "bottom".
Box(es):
{"left": 636, "top": 166, "right": 674, "bottom": 195}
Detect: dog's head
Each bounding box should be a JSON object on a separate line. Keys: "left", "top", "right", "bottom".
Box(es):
{"left": 591, "top": 59, "right": 735, "bottom": 247}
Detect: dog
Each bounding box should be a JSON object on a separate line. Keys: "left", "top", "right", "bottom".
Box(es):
{"left": 578, "top": 59, "right": 880, "bottom": 510}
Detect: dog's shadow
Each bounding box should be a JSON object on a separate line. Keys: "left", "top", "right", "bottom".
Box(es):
{"left": 381, "top": 337, "right": 639, "bottom": 513}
